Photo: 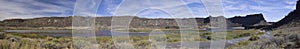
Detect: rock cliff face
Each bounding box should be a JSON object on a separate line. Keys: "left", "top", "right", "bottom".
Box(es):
{"left": 0, "top": 14, "right": 269, "bottom": 29}
{"left": 272, "top": 0, "right": 300, "bottom": 29}
{"left": 272, "top": 10, "right": 300, "bottom": 29}
{"left": 229, "top": 13, "right": 269, "bottom": 26}
{"left": 297, "top": 0, "right": 300, "bottom": 10}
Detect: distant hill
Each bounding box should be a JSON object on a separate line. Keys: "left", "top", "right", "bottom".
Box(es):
{"left": 0, "top": 14, "right": 269, "bottom": 29}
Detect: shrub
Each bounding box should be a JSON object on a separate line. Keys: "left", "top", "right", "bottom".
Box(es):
{"left": 0, "top": 39, "right": 42, "bottom": 49}
{"left": 228, "top": 33, "right": 300, "bottom": 49}
{"left": 249, "top": 35, "right": 260, "bottom": 41}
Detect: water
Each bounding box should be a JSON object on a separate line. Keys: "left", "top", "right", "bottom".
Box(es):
{"left": 2, "top": 28, "right": 233, "bottom": 37}
{"left": 2, "top": 30, "right": 168, "bottom": 37}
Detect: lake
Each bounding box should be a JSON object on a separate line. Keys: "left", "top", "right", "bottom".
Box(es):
{"left": 2, "top": 30, "right": 169, "bottom": 37}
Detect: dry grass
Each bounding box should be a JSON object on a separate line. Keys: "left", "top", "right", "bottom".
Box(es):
{"left": 228, "top": 32, "right": 300, "bottom": 49}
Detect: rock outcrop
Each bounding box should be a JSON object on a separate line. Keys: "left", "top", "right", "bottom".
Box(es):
{"left": 229, "top": 13, "right": 270, "bottom": 26}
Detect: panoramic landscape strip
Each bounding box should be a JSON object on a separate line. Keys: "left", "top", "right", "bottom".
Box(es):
{"left": 0, "top": 0, "right": 299, "bottom": 49}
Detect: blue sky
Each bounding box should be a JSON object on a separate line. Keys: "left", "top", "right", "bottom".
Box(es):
{"left": 0, "top": 0, "right": 297, "bottom": 22}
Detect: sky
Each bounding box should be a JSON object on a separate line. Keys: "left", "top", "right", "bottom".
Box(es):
{"left": 0, "top": 0, "right": 298, "bottom": 22}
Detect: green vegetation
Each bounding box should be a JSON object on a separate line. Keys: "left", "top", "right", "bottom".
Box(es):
{"left": 225, "top": 30, "right": 265, "bottom": 40}
{"left": 0, "top": 29, "right": 266, "bottom": 49}
{"left": 0, "top": 34, "right": 73, "bottom": 49}
{"left": 6, "top": 33, "right": 46, "bottom": 39}
{"left": 117, "top": 29, "right": 265, "bottom": 40}
{"left": 0, "top": 27, "right": 72, "bottom": 30}
{"left": 0, "top": 39, "right": 43, "bottom": 49}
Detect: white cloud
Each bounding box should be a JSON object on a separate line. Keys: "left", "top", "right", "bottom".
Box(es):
{"left": 183, "top": 0, "right": 201, "bottom": 3}
{"left": 223, "top": 0, "right": 297, "bottom": 22}
{"left": 0, "top": 0, "right": 75, "bottom": 20}
{"left": 188, "top": 4, "right": 208, "bottom": 17}
{"left": 200, "top": 0, "right": 225, "bottom": 16}
{"left": 73, "top": 0, "right": 102, "bottom": 16}
{"left": 98, "top": 0, "right": 120, "bottom": 16}
{"left": 113, "top": 0, "right": 197, "bottom": 18}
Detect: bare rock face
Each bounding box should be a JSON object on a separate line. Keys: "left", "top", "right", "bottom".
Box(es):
{"left": 297, "top": 0, "right": 300, "bottom": 10}
{"left": 229, "top": 13, "right": 269, "bottom": 26}
{"left": 273, "top": 10, "right": 300, "bottom": 29}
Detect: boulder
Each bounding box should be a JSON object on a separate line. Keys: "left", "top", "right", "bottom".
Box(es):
{"left": 5, "top": 36, "right": 20, "bottom": 42}
{"left": 0, "top": 32, "right": 5, "bottom": 39}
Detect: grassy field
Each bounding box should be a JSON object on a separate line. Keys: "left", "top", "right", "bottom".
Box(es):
{"left": 0, "top": 27, "right": 72, "bottom": 30}
{"left": 117, "top": 29, "right": 264, "bottom": 40}
{"left": 0, "top": 29, "right": 265, "bottom": 49}
{"left": 228, "top": 33, "right": 300, "bottom": 49}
